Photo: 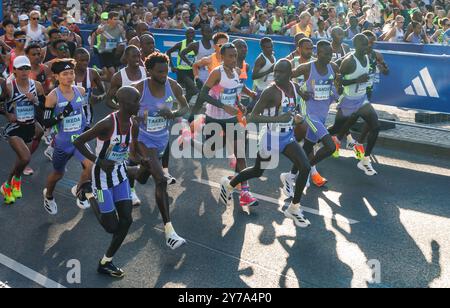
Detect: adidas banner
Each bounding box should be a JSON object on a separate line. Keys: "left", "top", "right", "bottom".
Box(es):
{"left": 371, "top": 51, "right": 450, "bottom": 113}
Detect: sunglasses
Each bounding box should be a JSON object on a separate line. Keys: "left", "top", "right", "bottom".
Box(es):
{"left": 16, "top": 66, "right": 31, "bottom": 71}
{"left": 31, "top": 17, "right": 39, "bottom": 20}
{"left": 15, "top": 39, "right": 26, "bottom": 43}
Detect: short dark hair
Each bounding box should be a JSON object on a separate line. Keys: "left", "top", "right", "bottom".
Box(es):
{"left": 124, "top": 45, "right": 140, "bottom": 57}
{"left": 362, "top": 30, "right": 376, "bottom": 39}
{"left": 48, "top": 28, "right": 61, "bottom": 38}
{"left": 145, "top": 52, "right": 169, "bottom": 71}
{"left": 317, "top": 40, "right": 331, "bottom": 52}
{"left": 260, "top": 37, "right": 272, "bottom": 47}
{"left": 298, "top": 38, "right": 313, "bottom": 48}
{"left": 108, "top": 11, "right": 119, "bottom": 19}
{"left": 52, "top": 39, "right": 67, "bottom": 49}
{"left": 14, "top": 30, "right": 27, "bottom": 38}
{"left": 73, "top": 47, "right": 90, "bottom": 58}
{"left": 25, "top": 43, "right": 41, "bottom": 54}
{"left": 2, "top": 19, "right": 14, "bottom": 28}
{"left": 220, "top": 43, "right": 236, "bottom": 56}
{"left": 213, "top": 32, "right": 229, "bottom": 45}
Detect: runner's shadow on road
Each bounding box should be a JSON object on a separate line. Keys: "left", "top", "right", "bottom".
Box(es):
{"left": 320, "top": 155, "right": 444, "bottom": 287}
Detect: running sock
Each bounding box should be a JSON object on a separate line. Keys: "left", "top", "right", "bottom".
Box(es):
{"left": 347, "top": 134, "right": 356, "bottom": 144}
{"left": 101, "top": 255, "right": 113, "bottom": 265}
{"left": 362, "top": 156, "right": 370, "bottom": 165}
{"left": 288, "top": 203, "right": 300, "bottom": 213}
{"left": 165, "top": 222, "right": 175, "bottom": 235}
{"left": 163, "top": 168, "right": 169, "bottom": 175}
{"left": 13, "top": 176, "right": 21, "bottom": 182}
{"left": 311, "top": 166, "right": 317, "bottom": 175}
{"left": 241, "top": 185, "right": 250, "bottom": 192}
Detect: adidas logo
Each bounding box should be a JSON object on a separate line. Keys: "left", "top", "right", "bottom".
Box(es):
{"left": 65, "top": 65, "right": 71, "bottom": 69}
{"left": 404, "top": 67, "right": 439, "bottom": 98}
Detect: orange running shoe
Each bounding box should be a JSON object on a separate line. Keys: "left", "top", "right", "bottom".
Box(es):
{"left": 311, "top": 172, "right": 328, "bottom": 187}
{"left": 1, "top": 182, "right": 15, "bottom": 205}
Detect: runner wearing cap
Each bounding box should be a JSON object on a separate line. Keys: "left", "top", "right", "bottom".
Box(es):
{"left": 1, "top": 56, "right": 45, "bottom": 204}
{"left": 42, "top": 59, "right": 93, "bottom": 215}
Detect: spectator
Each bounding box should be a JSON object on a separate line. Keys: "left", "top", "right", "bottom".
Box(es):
{"left": 315, "top": 19, "right": 331, "bottom": 40}
{"left": 23, "top": 11, "right": 47, "bottom": 47}
{"left": 346, "top": 15, "right": 361, "bottom": 39}
{"left": 155, "top": 9, "right": 170, "bottom": 29}
{"left": 268, "top": 6, "right": 285, "bottom": 35}
{"left": 231, "top": 1, "right": 252, "bottom": 34}
{"left": 192, "top": 4, "right": 210, "bottom": 30}
{"left": 290, "top": 11, "right": 312, "bottom": 38}
{"left": 406, "top": 20, "right": 430, "bottom": 43}
{"left": 383, "top": 15, "right": 406, "bottom": 42}
{"left": 253, "top": 11, "right": 269, "bottom": 35}
{"left": 424, "top": 12, "right": 438, "bottom": 41}
{"left": 1, "top": 20, "right": 17, "bottom": 49}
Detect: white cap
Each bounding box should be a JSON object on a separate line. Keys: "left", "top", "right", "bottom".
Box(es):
{"left": 13, "top": 56, "right": 31, "bottom": 69}
{"left": 33, "top": 5, "right": 41, "bottom": 11}
{"left": 19, "top": 14, "right": 29, "bottom": 21}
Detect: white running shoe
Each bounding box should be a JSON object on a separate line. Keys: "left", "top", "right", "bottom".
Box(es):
{"left": 358, "top": 159, "right": 378, "bottom": 176}
{"left": 130, "top": 188, "right": 141, "bottom": 206}
{"left": 44, "top": 146, "right": 54, "bottom": 162}
{"left": 280, "top": 172, "right": 296, "bottom": 198}
{"left": 219, "top": 176, "right": 233, "bottom": 205}
{"left": 165, "top": 173, "right": 177, "bottom": 185}
{"left": 166, "top": 231, "right": 186, "bottom": 250}
{"left": 71, "top": 185, "right": 91, "bottom": 210}
{"left": 43, "top": 189, "right": 58, "bottom": 215}
{"left": 284, "top": 207, "right": 311, "bottom": 228}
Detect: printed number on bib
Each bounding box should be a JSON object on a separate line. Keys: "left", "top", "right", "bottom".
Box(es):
{"left": 106, "top": 145, "right": 129, "bottom": 163}
{"left": 314, "top": 85, "right": 331, "bottom": 101}
{"left": 147, "top": 116, "right": 167, "bottom": 132}
{"left": 16, "top": 106, "right": 35, "bottom": 122}
{"left": 64, "top": 114, "right": 82, "bottom": 132}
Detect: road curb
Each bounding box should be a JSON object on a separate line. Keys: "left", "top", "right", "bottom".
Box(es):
{"left": 376, "top": 134, "right": 450, "bottom": 158}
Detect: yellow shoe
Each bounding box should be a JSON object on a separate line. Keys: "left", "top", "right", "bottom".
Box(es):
{"left": 354, "top": 143, "right": 366, "bottom": 160}
{"left": 1, "top": 183, "right": 16, "bottom": 205}
{"left": 11, "top": 177, "right": 22, "bottom": 199}
{"left": 332, "top": 136, "right": 341, "bottom": 158}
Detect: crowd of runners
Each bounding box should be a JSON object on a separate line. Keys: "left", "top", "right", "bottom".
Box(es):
{"left": 0, "top": 4, "right": 394, "bottom": 279}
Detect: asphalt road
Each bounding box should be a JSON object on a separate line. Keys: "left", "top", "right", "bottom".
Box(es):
{"left": 1, "top": 105, "right": 450, "bottom": 288}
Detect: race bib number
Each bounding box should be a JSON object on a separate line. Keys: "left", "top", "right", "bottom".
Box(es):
{"left": 107, "top": 144, "right": 129, "bottom": 163}
{"left": 314, "top": 84, "right": 331, "bottom": 101}
{"left": 146, "top": 116, "right": 167, "bottom": 132}
{"left": 356, "top": 82, "right": 369, "bottom": 95}
{"left": 63, "top": 114, "right": 82, "bottom": 132}
{"left": 106, "top": 38, "right": 118, "bottom": 50}
{"left": 16, "top": 105, "right": 35, "bottom": 122}
{"left": 220, "top": 88, "right": 238, "bottom": 106}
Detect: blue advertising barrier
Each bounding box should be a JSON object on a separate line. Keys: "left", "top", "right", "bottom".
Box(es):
{"left": 79, "top": 28, "right": 450, "bottom": 113}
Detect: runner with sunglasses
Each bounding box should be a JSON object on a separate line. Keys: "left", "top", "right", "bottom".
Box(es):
{"left": 5, "top": 31, "right": 27, "bottom": 75}
{"left": 1, "top": 56, "right": 45, "bottom": 204}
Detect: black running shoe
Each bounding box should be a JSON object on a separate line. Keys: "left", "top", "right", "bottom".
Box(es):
{"left": 97, "top": 261, "right": 125, "bottom": 278}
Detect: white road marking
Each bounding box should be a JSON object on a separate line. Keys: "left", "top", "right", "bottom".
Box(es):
{"left": 0, "top": 253, "right": 66, "bottom": 288}
{"left": 193, "top": 178, "right": 359, "bottom": 224}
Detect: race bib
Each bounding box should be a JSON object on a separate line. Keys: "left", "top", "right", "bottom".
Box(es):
{"left": 106, "top": 38, "right": 118, "bottom": 50}
{"left": 16, "top": 105, "right": 35, "bottom": 122}
{"left": 220, "top": 88, "right": 238, "bottom": 106}
{"left": 63, "top": 114, "right": 82, "bottom": 132}
{"left": 356, "top": 82, "right": 369, "bottom": 95}
{"left": 314, "top": 84, "right": 331, "bottom": 101}
{"left": 146, "top": 116, "right": 167, "bottom": 132}
{"left": 107, "top": 144, "right": 129, "bottom": 163}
